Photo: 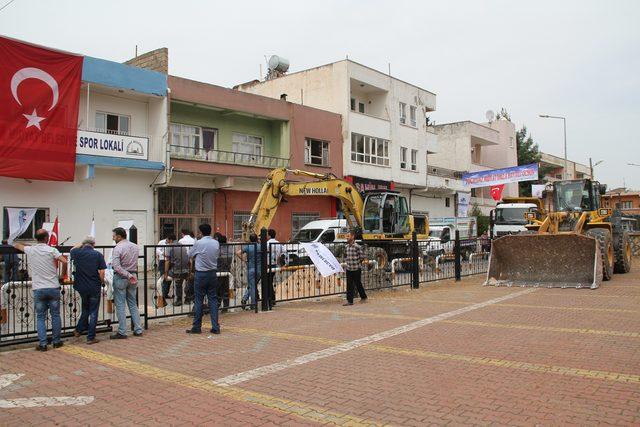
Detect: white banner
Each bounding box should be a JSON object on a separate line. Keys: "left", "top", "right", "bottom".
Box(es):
{"left": 301, "top": 242, "right": 344, "bottom": 277}
{"left": 457, "top": 192, "right": 471, "bottom": 217}
{"left": 7, "top": 208, "right": 37, "bottom": 243}
{"left": 531, "top": 184, "right": 546, "bottom": 199}
{"left": 77, "top": 130, "right": 149, "bottom": 160}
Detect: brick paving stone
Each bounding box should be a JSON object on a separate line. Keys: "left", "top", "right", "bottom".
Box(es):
{"left": 1, "top": 267, "right": 639, "bottom": 425}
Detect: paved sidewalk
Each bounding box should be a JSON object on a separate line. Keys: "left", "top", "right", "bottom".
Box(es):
{"left": 1, "top": 269, "right": 639, "bottom": 426}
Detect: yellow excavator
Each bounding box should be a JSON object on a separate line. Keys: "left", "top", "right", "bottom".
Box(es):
{"left": 242, "top": 168, "right": 429, "bottom": 266}
{"left": 486, "top": 179, "right": 632, "bottom": 289}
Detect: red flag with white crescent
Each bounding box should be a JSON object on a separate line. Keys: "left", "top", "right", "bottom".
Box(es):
{"left": 490, "top": 184, "right": 506, "bottom": 201}
{"left": 48, "top": 216, "right": 59, "bottom": 246}
{"left": 0, "top": 36, "right": 83, "bottom": 181}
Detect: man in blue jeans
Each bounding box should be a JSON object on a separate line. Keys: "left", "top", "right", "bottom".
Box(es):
{"left": 186, "top": 223, "right": 220, "bottom": 334}
{"left": 110, "top": 227, "right": 143, "bottom": 339}
{"left": 14, "top": 229, "right": 68, "bottom": 351}
{"left": 70, "top": 236, "right": 106, "bottom": 344}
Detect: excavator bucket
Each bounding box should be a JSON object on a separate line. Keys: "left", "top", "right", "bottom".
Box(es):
{"left": 485, "top": 234, "right": 602, "bottom": 289}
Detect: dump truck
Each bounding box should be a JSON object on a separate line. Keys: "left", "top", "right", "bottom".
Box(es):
{"left": 486, "top": 179, "right": 632, "bottom": 289}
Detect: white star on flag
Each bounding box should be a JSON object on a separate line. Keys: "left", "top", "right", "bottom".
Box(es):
{"left": 22, "top": 108, "right": 45, "bottom": 130}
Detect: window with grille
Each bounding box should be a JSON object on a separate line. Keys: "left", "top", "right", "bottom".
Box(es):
{"left": 233, "top": 211, "right": 251, "bottom": 241}
{"left": 2, "top": 208, "right": 49, "bottom": 241}
{"left": 350, "top": 133, "right": 390, "bottom": 166}
{"left": 291, "top": 213, "right": 320, "bottom": 236}
{"left": 305, "top": 138, "right": 329, "bottom": 166}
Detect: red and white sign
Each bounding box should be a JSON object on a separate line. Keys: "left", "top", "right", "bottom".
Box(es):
{"left": 0, "top": 37, "right": 83, "bottom": 181}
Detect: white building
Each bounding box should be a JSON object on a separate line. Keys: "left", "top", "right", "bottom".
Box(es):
{"left": 430, "top": 118, "right": 518, "bottom": 215}
{"left": 2, "top": 53, "right": 167, "bottom": 247}
{"left": 236, "top": 59, "right": 439, "bottom": 215}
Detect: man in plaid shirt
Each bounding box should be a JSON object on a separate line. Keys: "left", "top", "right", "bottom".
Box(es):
{"left": 343, "top": 231, "right": 368, "bottom": 306}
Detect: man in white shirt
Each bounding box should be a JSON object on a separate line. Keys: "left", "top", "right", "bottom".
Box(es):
{"left": 14, "top": 229, "right": 68, "bottom": 351}
{"left": 266, "top": 228, "right": 283, "bottom": 308}
{"left": 178, "top": 228, "right": 195, "bottom": 303}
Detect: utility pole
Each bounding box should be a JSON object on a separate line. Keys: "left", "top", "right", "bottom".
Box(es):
{"left": 539, "top": 115, "right": 567, "bottom": 179}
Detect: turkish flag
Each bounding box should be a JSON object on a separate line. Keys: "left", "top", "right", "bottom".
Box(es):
{"left": 490, "top": 184, "right": 506, "bottom": 201}
{"left": 0, "top": 36, "right": 83, "bottom": 181}
{"left": 48, "top": 216, "right": 59, "bottom": 246}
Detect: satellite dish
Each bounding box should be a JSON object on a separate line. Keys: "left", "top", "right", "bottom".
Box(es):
{"left": 486, "top": 110, "right": 495, "bottom": 122}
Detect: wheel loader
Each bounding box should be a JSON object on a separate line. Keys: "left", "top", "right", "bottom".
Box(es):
{"left": 485, "top": 179, "right": 632, "bottom": 289}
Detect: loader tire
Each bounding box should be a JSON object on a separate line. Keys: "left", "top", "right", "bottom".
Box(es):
{"left": 613, "top": 231, "right": 632, "bottom": 274}
{"left": 586, "top": 229, "right": 614, "bottom": 281}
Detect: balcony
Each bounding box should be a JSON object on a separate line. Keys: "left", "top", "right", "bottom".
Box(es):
{"left": 170, "top": 145, "right": 289, "bottom": 169}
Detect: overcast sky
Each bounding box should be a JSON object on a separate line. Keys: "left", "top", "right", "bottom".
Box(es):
{"left": 2, "top": 0, "right": 638, "bottom": 188}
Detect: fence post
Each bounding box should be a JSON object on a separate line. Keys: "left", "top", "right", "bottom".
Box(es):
{"left": 454, "top": 230, "right": 461, "bottom": 281}
{"left": 260, "top": 228, "right": 269, "bottom": 312}
{"left": 411, "top": 231, "right": 419, "bottom": 289}
{"left": 143, "top": 246, "right": 149, "bottom": 330}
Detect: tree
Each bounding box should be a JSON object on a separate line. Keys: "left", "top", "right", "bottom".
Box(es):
{"left": 516, "top": 125, "right": 553, "bottom": 196}
{"left": 469, "top": 203, "right": 489, "bottom": 236}
{"left": 495, "top": 107, "right": 511, "bottom": 122}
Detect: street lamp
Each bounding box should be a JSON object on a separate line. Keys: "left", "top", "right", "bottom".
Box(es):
{"left": 590, "top": 158, "right": 603, "bottom": 180}
{"left": 539, "top": 114, "right": 567, "bottom": 179}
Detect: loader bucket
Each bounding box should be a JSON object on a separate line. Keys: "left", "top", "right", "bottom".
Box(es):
{"left": 485, "top": 234, "right": 602, "bottom": 289}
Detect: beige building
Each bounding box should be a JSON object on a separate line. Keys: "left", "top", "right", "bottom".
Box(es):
{"left": 431, "top": 118, "right": 518, "bottom": 214}
{"left": 540, "top": 152, "right": 591, "bottom": 181}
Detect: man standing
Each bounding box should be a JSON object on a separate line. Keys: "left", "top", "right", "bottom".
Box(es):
{"left": 14, "top": 229, "right": 68, "bottom": 351}
{"left": 179, "top": 228, "right": 195, "bottom": 303}
{"left": 70, "top": 236, "right": 106, "bottom": 344}
{"left": 110, "top": 227, "right": 143, "bottom": 339}
{"left": 164, "top": 233, "right": 188, "bottom": 306}
{"left": 343, "top": 231, "right": 368, "bottom": 306}
{"left": 266, "top": 229, "right": 282, "bottom": 307}
{"left": 186, "top": 224, "right": 220, "bottom": 334}
{"left": 155, "top": 233, "right": 169, "bottom": 290}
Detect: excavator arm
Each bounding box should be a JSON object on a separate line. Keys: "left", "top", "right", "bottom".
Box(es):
{"left": 242, "top": 168, "right": 365, "bottom": 240}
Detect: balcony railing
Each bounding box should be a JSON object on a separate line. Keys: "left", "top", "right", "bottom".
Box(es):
{"left": 170, "top": 145, "right": 289, "bottom": 168}
{"left": 427, "top": 166, "right": 466, "bottom": 179}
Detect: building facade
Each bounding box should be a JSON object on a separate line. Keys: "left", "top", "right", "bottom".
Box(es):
{"left": 237, "top": 60, "right": 439, "bottom": 216}
{"left": 157, "top": 75, "right": 343, "bottom": 241}
{"left": 540, "top": 152, "right": 591, "bottom": 182}
{"left": 2, "top": 45, "right": 167, "bottom": 247}
{"left": 601, "top": 188, "right": 640, "bottom": 215}
{"left": 430, "top": 118, "right": 518, "bottom": 215}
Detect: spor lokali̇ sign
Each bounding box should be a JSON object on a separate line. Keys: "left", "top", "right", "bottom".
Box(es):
{"left": 77, "top": 130, "right": 149, "bottom": 160}
{"left": 462, "top": 163, "right": 538, "bottom": 188}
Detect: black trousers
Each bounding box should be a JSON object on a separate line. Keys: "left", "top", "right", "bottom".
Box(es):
{"left": 346, "top": 269, "right": 367, "bottom": 303}
{"left": 268, "top": 267, "right": 277, "bottom": 305}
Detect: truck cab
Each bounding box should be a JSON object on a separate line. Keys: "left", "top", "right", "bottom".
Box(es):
{"left": 492, "top": 202, "right": 539, "bottom": 237}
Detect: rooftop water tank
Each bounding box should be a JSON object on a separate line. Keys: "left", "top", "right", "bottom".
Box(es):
{"left": 268, "top": 55, "right": 290, "bottom": 73}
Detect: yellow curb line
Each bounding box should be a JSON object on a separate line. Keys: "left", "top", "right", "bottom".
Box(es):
{"left": 61, "top": 346, "right": 384, "bottom": 427}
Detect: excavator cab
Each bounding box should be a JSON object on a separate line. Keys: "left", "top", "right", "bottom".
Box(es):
{"left": 362, "top": 191, "right": 410, "bottom": 236}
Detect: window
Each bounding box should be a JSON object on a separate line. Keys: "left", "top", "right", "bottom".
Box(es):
{"left": 233, "top": 211, "right": 251, "bottom": 241}
{"left": 158, "top": 188, "right": 214, "bottom": 239}
{"left": 400, "top": 147, "right": 407, "bottom": 169}
{"left": 350, "top": 98, "right": 356, "bottom": 111}
{"left": 3, "top": 208, "right": 48, "bottom": 241}
{"left": 555, "top": 174, "right": 563, "bottom": 179}
{"left": 409, "top": 106, "right": 417, "bottom": 127}
{"left": 445, "top": 197, "right": 450, "bottom": 208}
{"left": 96, "top": 112, "right": 130, "bottom": 135}
{"left": 358, "top": 102, "right": 365, "bottom": 114}
{"left": 622, "top": 201, "right": 633, "bottom": 209}
{"left": 305, "top": 138, "right": 329, "bottom": 166}
{"left": 410, "top": 149, "right": 418, "bottom": 171}
{"left": 399, "top": 102, "right": 406, "bottom": 124}
{"left": 171, "top": 123, "right": 201, "bottom": 157}
{"left": 509, "top": 137, "right": 514, "bottom": 148}
{"left": 351, "top": 133, "right": 390, "bottom": 166}
{"left": 291, "top": 213, "right": 320, "bottom": 237}
{"left": 232, "top": 132, "right": 263, "bottom": 164}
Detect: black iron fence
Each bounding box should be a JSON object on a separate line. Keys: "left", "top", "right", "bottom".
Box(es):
{"left": 1, "top": 232, "right": 491, "bottom": 347}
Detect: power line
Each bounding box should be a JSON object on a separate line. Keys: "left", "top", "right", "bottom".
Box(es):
{"left": 0, "top": 0, "right": 17, "bottom": 13}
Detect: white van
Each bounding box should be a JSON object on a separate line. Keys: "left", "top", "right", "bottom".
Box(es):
{"left": 492, "top": 202, "right": 538, "bottom": 237}
{"left": 284, "top": 219, "right": 349, "bottom": 265}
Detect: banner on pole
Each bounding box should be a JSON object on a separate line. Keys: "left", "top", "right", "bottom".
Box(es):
{"left": 301, "top": 242, "right": 344, "bottom": 277}
{"left": 463, "top": 164, "right": 538, "bottom": 188}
